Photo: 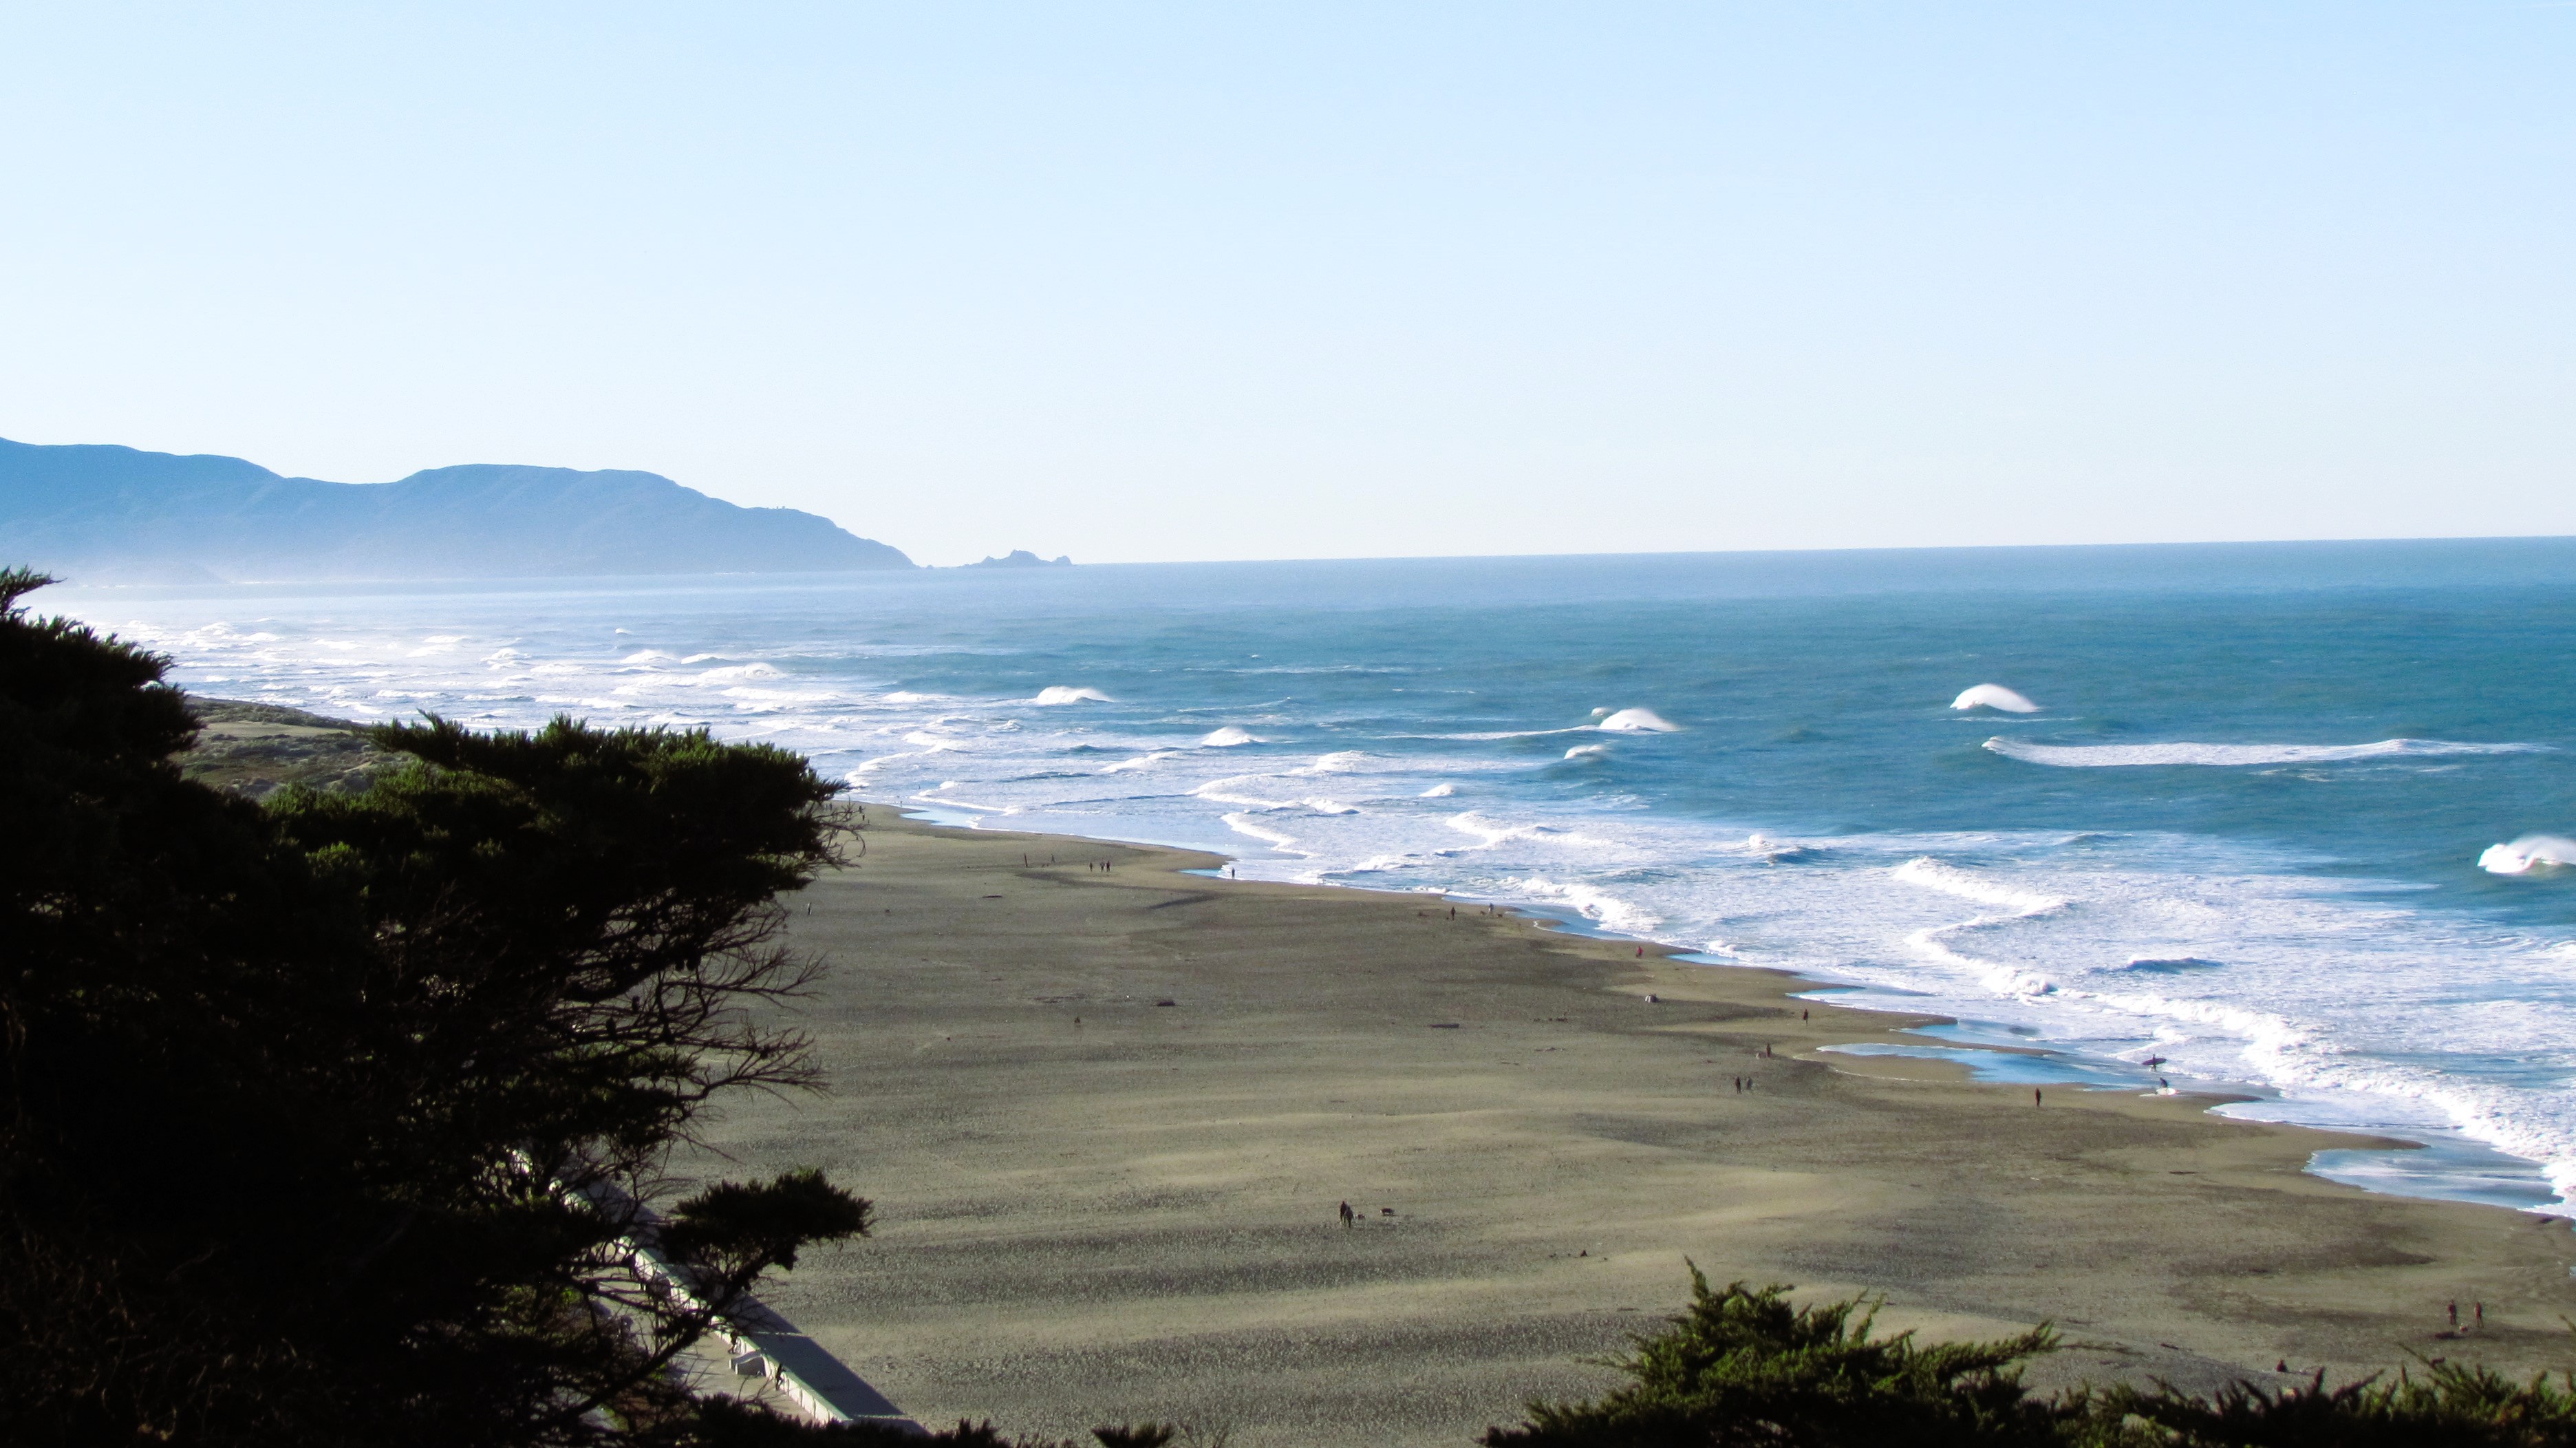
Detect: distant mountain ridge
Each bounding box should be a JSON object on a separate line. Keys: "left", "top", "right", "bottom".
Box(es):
{"left": 0, "top": 438, "right": 915, "bottom": 582}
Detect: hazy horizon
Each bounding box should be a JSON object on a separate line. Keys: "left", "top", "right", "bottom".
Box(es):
{"left": 5, "top": 4, "right": 2570, "bottom": 566}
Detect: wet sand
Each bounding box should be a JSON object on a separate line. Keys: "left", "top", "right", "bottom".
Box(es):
{"left": 678, "top": 812, "right": 2576, "bottom": 1445}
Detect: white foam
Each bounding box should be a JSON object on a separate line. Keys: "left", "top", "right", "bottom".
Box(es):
{"left": 1893, "top": 858, "right": 2067, "bottom": 915}
{"left": 695, "top": 663, "right": 783, "bottom": 683}
{"left": 1596, "top": 707, "right": 1679, "bottom": 733}
{"left": 1564, "top": 743, "right": 1610, "bottom": 760}
{"left": 1101, "top": 750, "right": 1181, "bottom": 774}
{"left": 2118, "top": 955, "right": 2224, "bottom": 972}
{"left": 2483, "top": 835, "right": 2576, "bottom": 875}
{"left": 1506, "top": 875, "right": 1663, "bottom": 936}
{"left": 621, "top": 649, "right": 683, "bottom": 664}
{"left": 1199, "top": 726, "right": 1256, "bottom": 747}
{"left": 1442, "top": 812, "right": 1615, "bottom": 853}
{"left": 1891, "top": 858, "right": 2065, "bottom": 996}
{"left": 1419, "top": 782, "right": 1457, "bottom": 798}
{"left": 1221, "top": 812, "right": 1309, "bottom": 853}
{"left": 1290, "top": 751, "right": 1368, "bottom": 774}
{"left": 1192, "top": 776, "right": 1302, "bottom": 810}
{"left": 1988, "top": 736, "right": 2550, "bottom": 768}
{"left": 1952, "top": 683, "right": 2039, "bottom": 714}
{"left": 1033, "top": 685, "right": 1114, "bottom": 705}
{"left": 881, "top": 690, "right": 952, "bottom": 703}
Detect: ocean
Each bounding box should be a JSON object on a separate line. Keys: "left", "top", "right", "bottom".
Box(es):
{"left": 51, "top": 538, "right": 2576, "bottom": 1215}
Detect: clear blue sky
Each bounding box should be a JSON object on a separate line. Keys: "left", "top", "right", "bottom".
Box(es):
{"left": 3, "top": 3, "right": 2569, "bottom": 564}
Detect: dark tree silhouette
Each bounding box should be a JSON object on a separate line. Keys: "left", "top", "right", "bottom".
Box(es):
{"left": 0, "top": 568, "right": 870, "bottom": 1446}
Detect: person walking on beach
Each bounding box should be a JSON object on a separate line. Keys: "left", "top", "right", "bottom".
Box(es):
{"left": 1338, "top": 1200, "right": 1355, "bottom": 1228}
{"left": 2034, "top": 1088, "right": 2043, "bottom": 1108}
{"left": 2448, "top": 1301, "right": 2459, "bottom": 1330}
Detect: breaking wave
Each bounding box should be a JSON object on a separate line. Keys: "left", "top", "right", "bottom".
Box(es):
{"left": 1891, "top": 858, "right": 2065, "bottom": 996}
{"left": 2118, "top": 956, "right": 2225, "bottom": 972}
{"left": 1033, "top": 685, "right": 1114, "bottom": 705}
{"left": 2483, "top": 835, "right": 2576, "bottom": 875}
{"left": 1987, "top": 736, "right": 2550, "bottom": 768}
{"left": 1952, "top": 683, "right": 2039, "bottom": 714}
{"left": 1596, "top": 707, "right": 1679, "bottom": 733}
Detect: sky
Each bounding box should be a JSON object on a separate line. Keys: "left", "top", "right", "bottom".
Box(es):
{"left": 2, "top": 3, "right": 2570, "bottom": 566}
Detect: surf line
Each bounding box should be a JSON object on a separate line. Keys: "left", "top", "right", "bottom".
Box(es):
{"left": 1891, "top": 858, "right": 2063, "bottom": 997}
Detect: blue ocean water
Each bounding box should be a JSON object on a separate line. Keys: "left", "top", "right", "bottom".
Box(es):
{"left": 52, "top": 538, "right": 2576, "bottom": 1212}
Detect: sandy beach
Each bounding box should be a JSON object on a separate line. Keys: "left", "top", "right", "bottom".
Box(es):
{"left": 675, "top": 811, "right": 2576, "bottom": 1445}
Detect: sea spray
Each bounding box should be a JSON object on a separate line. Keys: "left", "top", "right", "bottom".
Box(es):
{"left": 2483, "top": 835, "right": 2576, "bottom": 875}
{"left": 1952, "top": 683, "right": 2039, "bottom": 713}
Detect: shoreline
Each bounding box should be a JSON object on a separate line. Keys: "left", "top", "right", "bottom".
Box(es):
{"left": 889, "top": 799, "right": 2563, "bottom": 1222}
{"left": 676, "top": 809, "right": 2576, "bottom": 1446}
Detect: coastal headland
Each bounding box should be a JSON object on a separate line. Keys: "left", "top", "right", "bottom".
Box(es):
{"left": 680, "top": 811, "right": 2576, "bottom": 1445}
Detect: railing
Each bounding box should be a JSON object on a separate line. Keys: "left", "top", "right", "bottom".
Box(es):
{"left": 577, "top": 1175, "right": 922, "bottom": 1432}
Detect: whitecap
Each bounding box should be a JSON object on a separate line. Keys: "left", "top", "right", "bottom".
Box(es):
{"left": 880, "top": 690, "right": 952, "bottom": 703}
{"left": 621, "top": 650, "right": 683, "bottom": 664}
{"left": 696, "top": 663, "right": 782, "bottom": 683}
{"left": 1341, "top": 853, "right": 1439, "bottom": 874}
{"left": 1221, "top": 812, "right": 1309, "bottom": 853}
{"left": 1443, "top": 812, "right": 1616, "bottom": 852}
{"left": 1101, "top": 751, "right": 1181, "bottom": 774}
{"left": 1890, "top": 858, "right": 2065, "bottom": 996}
{"left": 1564, "top": 743, "right": 1610, "bottom": 760}
{"left": 1596, "top": 707, "right": 1679, "bottom": 733}
{"left": 1952, "top": 683, "right": 2039, "bottom": 714}
{"left": 2118, "top": 956, "right": 2225, "bottom": 972}
{"left": 1893, "top": 858, "right": 2067, "bottom": 915}
{"left": 1505, "top": 875, "right": 1663, "bottom": 936}
{"left": 1199, "top": 726, "right": 1256, "bottom": 747}
{"left": 1291, "top": 751, "right": 1367, "bottom": 774}
{"left": 2482, "top": 835, "right": 2576, "bottom": 875}
{"left": 1193, "top": 776, "right": 1301, "bottom": 810}
{"left": 1419, "top": 782, "right": 1457, "bottom": 798}
{"left": 1988, "top": 736, "right": 2550, "bottom": 768}
{"left": 1033, "top": 685, "right": 1114, "bottom": 705}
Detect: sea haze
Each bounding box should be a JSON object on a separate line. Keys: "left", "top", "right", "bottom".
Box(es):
{"left": 56, "top": 538, "right": 2576, "bottom": 1213}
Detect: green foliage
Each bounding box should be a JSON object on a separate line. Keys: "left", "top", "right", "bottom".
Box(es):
{"left": 1488, "top": 1268, "right": 2064, "bottom": 1447}
{"left": 1488, "top": 1271, "right": 2576, "bottom": 1447}
{"left": 664, "top": 1169, "right": 875, "bottom": 1277}
{"left": 0, "top": 573, "right": 870, "bottom": 1446}
{"left": 2094, "top": 1361, "right": 2576, "bottom": 1447}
